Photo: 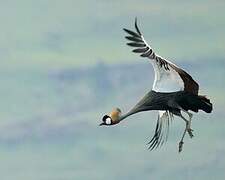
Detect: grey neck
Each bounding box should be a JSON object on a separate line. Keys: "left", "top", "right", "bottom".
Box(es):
{"left": 118, "top": 90, "right": 157, "bottom": 122}
{"left": 118, "top": 108, "right": 140, "bottom": 122}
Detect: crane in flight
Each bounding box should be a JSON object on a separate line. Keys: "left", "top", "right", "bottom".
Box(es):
{"left": 100, "top": 19, "right": 212, "bottom": 152}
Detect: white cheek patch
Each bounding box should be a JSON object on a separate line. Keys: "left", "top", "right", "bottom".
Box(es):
{"left": 105, "top": 117, "right": 112, "bottom": 125}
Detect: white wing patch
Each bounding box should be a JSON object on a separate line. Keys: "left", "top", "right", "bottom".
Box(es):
{"left": 124, "top": 19, "right": 185, "bottom": 93}
{"left": 151, "top": 60, "right": 184, "bottom": 92}
{"left": 147, "top": 110, "right": 174, "bottom": 150}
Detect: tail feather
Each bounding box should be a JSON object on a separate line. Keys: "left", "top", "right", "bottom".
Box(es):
{"left": 198, "top": 95, "right": 212, "bottom": 113}
{"left": 179, "top": 93, "right": 213, "bottom": 113}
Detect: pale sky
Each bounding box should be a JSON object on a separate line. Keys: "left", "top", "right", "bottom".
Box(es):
{"left": 1, "top": 0, "right": 225, "bottom": 70}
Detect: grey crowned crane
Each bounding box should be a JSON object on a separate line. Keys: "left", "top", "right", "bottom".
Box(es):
{"left": 100, "top": 19, "right": 213, "bottom": 152}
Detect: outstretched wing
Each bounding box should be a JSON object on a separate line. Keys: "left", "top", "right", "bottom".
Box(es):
{"left": 124, "top": 19, "right": 199, "bottom": 95}
{"left": 147, "top": 110, "right": 173, "bottom": 150}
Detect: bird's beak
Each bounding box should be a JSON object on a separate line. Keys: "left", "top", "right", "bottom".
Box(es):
{"left": 99, "top": 122, "right": 104, "bottom": 126}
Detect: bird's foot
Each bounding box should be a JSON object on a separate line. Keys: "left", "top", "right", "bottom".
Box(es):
{"left": 187, "top": 128, "right": 194, "bottom": 138}
{"left": 178, "top": 141, "right": 184, "bottom": 153}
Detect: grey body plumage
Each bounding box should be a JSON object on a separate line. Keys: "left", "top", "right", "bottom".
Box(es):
{"left": 117, "top": 90, "right": 212, "bottom": 150}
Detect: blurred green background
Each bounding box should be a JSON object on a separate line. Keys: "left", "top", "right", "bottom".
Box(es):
{"left": 1, "top": 0, "right": 225, "bottom": 179}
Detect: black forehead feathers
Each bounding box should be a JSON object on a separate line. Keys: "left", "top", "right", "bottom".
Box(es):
{"left": 102, "top": 115, "right": 110, "bottom": 122}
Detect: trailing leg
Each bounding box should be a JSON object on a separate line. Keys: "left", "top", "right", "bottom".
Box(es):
{"left": 178, "top": 112, "right": 193, "bottom": 152}
{"left": 182, "top": 110, "right": 194, "bottom": 138}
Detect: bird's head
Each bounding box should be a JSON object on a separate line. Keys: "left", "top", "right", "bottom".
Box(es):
{"left": 100, "top": 108, "right": 122, "bottom": 126}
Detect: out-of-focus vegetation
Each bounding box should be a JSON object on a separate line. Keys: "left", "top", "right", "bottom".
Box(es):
{"left": 1, "top": 58, "right": 225, "bottom": 180}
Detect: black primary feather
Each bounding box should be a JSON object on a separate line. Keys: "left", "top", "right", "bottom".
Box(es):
{"left": 127, "top": 42, "right": 146, "bottom": 47}
{"left": 135, "top": 17, "right": 142, "bottom": 36}
{"left": 132, "top": 47, "right": 149, "bottom": 53}
{"left": 124, "top": 18, "right": 171, "bottom": 72}
{"left": 140, "top": 49, "right": 153, "bottom": 57}
{"left": 123, "top": 28, "right": 141, "bottom": 37}
{"left": 125, "top": 36, "right": 143, "bottom": 43}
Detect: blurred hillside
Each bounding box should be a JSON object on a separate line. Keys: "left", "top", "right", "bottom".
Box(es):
{"left": 0, "top": 58, "right": 225, "bottom": 179}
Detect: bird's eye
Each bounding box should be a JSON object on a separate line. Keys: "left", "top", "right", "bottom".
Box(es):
{"left": 105, "top": 117, "right": 112, "bottom": 125}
